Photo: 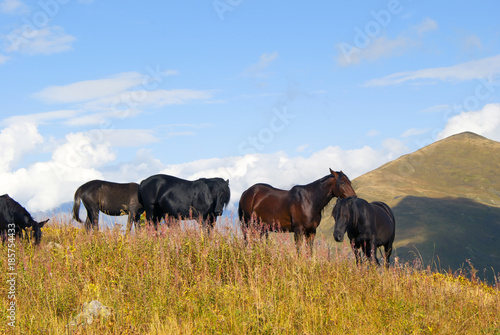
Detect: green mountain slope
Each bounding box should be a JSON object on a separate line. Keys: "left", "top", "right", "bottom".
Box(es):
{"left": 318, "top": 132, "right": 500, "bottom": 283}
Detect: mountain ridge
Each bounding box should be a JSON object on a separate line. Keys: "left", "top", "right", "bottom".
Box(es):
{"left": 318, "top": 131, "right": 500, "bottom": 283}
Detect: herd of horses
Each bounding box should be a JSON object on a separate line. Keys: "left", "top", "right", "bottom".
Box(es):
{"left": 1, "top": 168, "right": 396, "bottom": 266}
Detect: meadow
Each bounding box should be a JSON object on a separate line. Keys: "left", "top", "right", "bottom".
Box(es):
{"left": 1, "top": 216, "right": 499, "bottom": 334}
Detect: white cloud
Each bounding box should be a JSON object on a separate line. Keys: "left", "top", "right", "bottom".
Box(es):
{"left": 438, "top": 103, "right": 500, "bottom": 141}
{"left": 0, "top": 117, "right": 410, "bottom": 213}
{"left": 0, "top": 125, "right": 117, "bottom": 212}
{"left": 33, "top": 72, "right": 146, "bottom": 104}
{"left": 414, "top": 18, "right": 438, "bottom": 35}
{"left": 157, "top": 142, "right": 409, "bottom": 212}
{"left": 462, "top": 34, "right": 482, "bottom": 52}
{"left": 365, "top": 54, "right": 500, "bottom": 87}
{"left": 51, "top": 132, "right": 115, "bottom": 169}
{"left": 139, "top": 89, "right": 214, "bottom": 107}
{"left": 366, "top": 129, "right": 380, "bottom": 137}
{"left": 6, "top": 26, "right": 75, "bottom": 55}
{"left": 0, "top": 0, "right": 28, "bottom": 14}
{"left": 244, "top": 51, "right": 279, "bottom": 77}
{"left": 295, "top": 144, "right": 309, "bottom": 152}
{"left": 32, "top": 71, "right": 213, "bottom": 127}
{"left": 4, "top": 110, "right": 79, "bottom": 125}
{"left": 63, "top": 109, "right": 143, "bottom": 127}
{"left": 0, "top": 54, "right": 9, "bottom": 64}
{"left": 336, "top": 18, "right": 437, "bottom": 66}
{"left": 337, "top": 36, "right": 412, "bottom": 66}
{"left": 0, "top": 122, "right": 43, "bottom": 171}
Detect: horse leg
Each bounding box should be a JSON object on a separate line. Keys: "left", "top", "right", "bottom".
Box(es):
{"left": 87, "top": 208, "right": 100, "bottom": 231}
{"left": 202, "top": 214, "right": 215, "bottom": 234}
{"left": 294, "top": 232, "right": 304, "bottom": 254}
{"left": 241, "top": 221, "right": 249, "bottom": 243}
{"left": 125, "top": 212, "right": 134, "bottom": 234}
{"left": 305, "top": 230, "right": 316, "bottom": 256}
{"left": 143, "top": 204, "right": 156, "bottom": 228}
{"left": 364, "top": 241, "right": 379, "bottom": 265}
{"left": 351, "top": 240, "right": 362, "bottom": 265}
{"left": 383, "top": 241, "right": 393, "bottom": 268}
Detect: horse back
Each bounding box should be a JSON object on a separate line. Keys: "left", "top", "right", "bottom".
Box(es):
{"left": 0, "top": 194, "right": 34, "bottom": 229}
{"left": 239, "top": 183, "right": 292, "bottom": 229}
{"left": 79, "top": 180, "right": 141, "bottom": 213}
{"left": 139, "top": 174, "right": 213, "bottom": 217}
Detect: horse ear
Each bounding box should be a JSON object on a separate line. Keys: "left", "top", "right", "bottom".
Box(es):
{"left": 329, "top": 168, "right": 337, "bottom": 176}
{"left": 38, "top": 219, "right": 49, "bottom": 227}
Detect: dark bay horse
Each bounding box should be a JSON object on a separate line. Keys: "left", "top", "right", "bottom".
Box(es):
{"left": 332, "top": 197, "right": 395, "bottom": 267}
{"left": 0, "top": 194, "right": 49, "bottom": 245}
{"left": 72, "top": 180, "right": 144, "bottom": 232}
{"left": 138, "top": 174, "right": 230, "bottom": 229}
{"left": 238, "top": 169, "right": 356, "bottom": 251}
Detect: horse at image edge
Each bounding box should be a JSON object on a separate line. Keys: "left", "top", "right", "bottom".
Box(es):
{"left": 0, "top": 194, "right": 49, "bottom": 244}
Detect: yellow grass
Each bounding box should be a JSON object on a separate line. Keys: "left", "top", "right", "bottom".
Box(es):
{"left": 1, "top": 217, "right": 499, "bottom": 334}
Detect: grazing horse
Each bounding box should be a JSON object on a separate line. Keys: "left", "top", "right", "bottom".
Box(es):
{"left": 332, "top": 197, "right": 395, "bottom": 267}
{"left": 0, "top": 194, "right": 49, "bottom": 245}
{"left": 72, "top": 180, "right": 144, "bottom": 232}
{"left": 238, "top": 169, "right": 356, "bottom": 251}
{"left": 138, "top": 174, "right": 230, "bottom": 229}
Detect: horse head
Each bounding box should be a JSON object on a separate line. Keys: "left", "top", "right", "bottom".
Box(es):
{"left": 329, "top": 168, "right": 357, "bottom": 199}
{"left": 30, "top": 219, "right": 49, "bottom": 245}
{"left": 332, "top": 197, "right": 358, "bottom": 242}
{"left": 206, "top": 178, "right": 230, "bottom": 217}
{"left": 214, "top": 179, "right": 230, "bottom": 216}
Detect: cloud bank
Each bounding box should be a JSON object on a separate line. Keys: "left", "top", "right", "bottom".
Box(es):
{"left": 438, "top": 103, "right": 500, "bottom": 141}
{"left": 0, "top": 116, "right": 410, "bottom": 213}
{"left": 365, "top": 54, "right": 500, "bottom": 86}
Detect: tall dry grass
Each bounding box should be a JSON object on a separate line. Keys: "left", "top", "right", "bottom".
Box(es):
{"left": 1, "top": 216, "right": 499, "bottom": 334}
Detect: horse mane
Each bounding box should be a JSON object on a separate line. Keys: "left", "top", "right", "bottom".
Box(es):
{"left": 349, "top": 197, "right": 359, "bottom": 227}
{"left": 332, "top": 197, "right": 359, "bottom": 227}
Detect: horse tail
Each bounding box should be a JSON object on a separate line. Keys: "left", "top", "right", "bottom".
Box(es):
{"left": 238, "top": 189, "right": 252, "bottom": 224}
{"left": 237, "top": 198, "right": 244, "bottom": 222}
{"left": 137, "top": 185, "right": 144, "bottom": 207}
{"left": 72, "top": 186, "right": 83, "bottom": 223}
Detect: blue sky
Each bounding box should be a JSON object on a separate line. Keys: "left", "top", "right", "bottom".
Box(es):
{"left": 1, "top": 0, "right": 500, "bottom": 213}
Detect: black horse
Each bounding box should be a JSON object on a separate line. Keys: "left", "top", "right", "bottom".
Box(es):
{"left": 138, "top": 174, "right": 230, "bottom": 229}
{"left": 0, "top": 194, "right": 49, "bottom": 244}
{"left": 332, "top": 197, "right": 395, "bottom": 267}
{"left": 238, "top": 169, "right": 357, "bottom": 251}
{"left": 72, "top": 180, "right": 144, "bottom": 232}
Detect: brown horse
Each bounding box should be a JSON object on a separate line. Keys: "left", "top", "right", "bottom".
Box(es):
{"left": 238, "top": 168, "right": 356, "bottom": 251}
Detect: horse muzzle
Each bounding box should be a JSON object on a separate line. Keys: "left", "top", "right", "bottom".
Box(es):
{"left": 334, "top": 232, "right": 344, "bottom": 242}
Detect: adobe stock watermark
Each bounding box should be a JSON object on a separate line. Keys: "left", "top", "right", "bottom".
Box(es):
{"left": 6, "top": 223, "right": 17, "bottom": 328}
{"left": 337, "top": 0, "right": 406, "bottom": 65}
{"left": 7, "top": 0, "right": 70, "bottom": 53}
{"left": 238, "top": 106, "right": 295, "bottom": 155}
{"left": 213, "top": 0, "right": 243, "bottom": 20}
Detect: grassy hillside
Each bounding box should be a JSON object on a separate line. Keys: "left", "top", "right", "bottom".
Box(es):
{"left": 318, "top": 132, "right": 500, "bottom": 283}
{"left": 1, "top": 220, "right": 499, "bottom": 334}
